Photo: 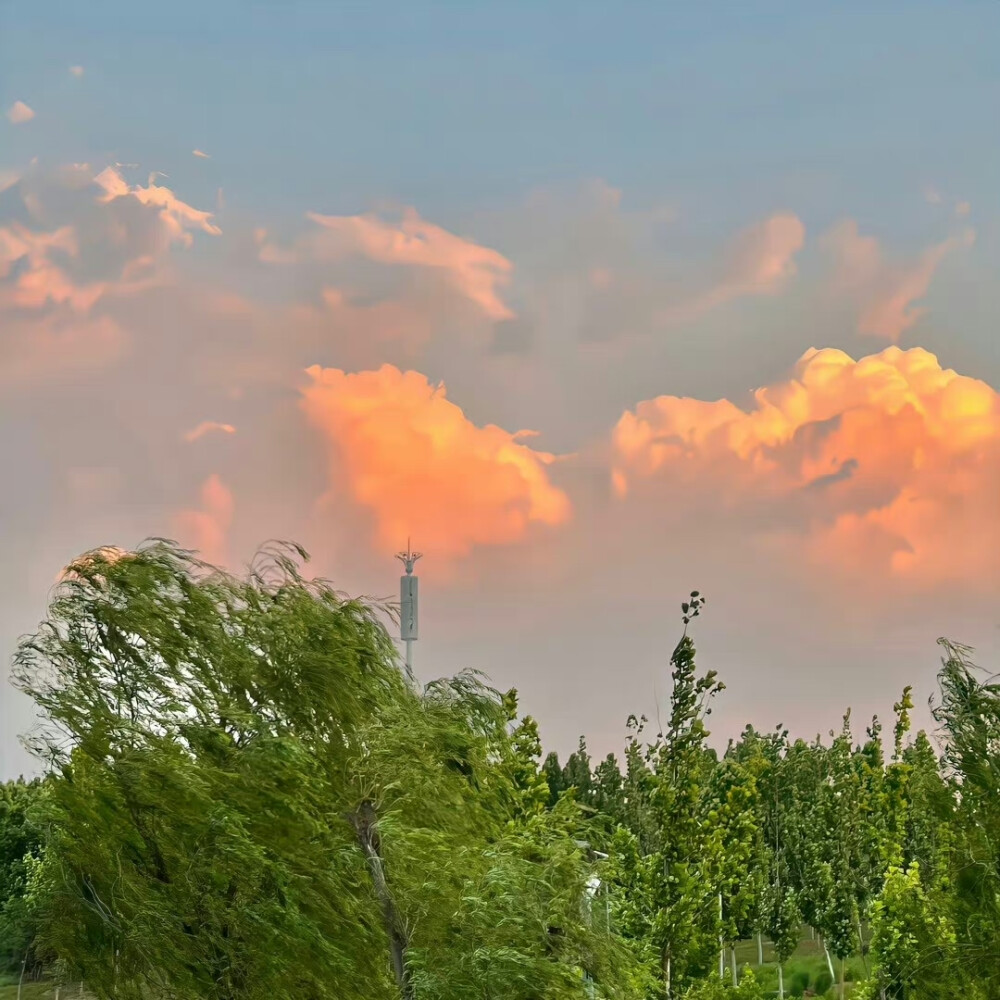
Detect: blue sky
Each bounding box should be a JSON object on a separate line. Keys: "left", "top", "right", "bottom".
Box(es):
{"left": 5, "top": 3, "right": 999, "bottom": 229}
{"left": 1, "top": 2, "right": 998, "bottom": 777}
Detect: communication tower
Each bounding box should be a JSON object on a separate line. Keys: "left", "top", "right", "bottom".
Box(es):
{"left": 396, "top": 539, "right": 422, "bottom": 671}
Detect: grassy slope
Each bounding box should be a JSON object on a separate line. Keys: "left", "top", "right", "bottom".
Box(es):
{"left": 732, "top": 930, "right": 867, "bottom": 997}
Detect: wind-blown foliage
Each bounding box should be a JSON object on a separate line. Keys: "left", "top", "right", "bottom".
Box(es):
{"left": 6, "top": 543, "right": 1000, "bottom": 999}
{"left": 13, "top": 541, "right": 636, "bottom": 1000}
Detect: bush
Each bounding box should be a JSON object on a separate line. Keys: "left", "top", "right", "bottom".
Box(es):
{"left": 681, "top": 969, "right": 765, "bottom": 999}
{"left": 813, "top": 969, "right": 833, "bottom": 994}
{"left": 788, "top": 969, "right": 810, "bottom": 996}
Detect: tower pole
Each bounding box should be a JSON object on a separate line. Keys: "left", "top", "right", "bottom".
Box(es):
{"left": 395, "top": 539, "right": 422, "bottom": 671}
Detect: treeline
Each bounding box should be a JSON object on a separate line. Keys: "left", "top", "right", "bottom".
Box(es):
{"left": 0, "top": 542, "right": 998, "bottom": 999}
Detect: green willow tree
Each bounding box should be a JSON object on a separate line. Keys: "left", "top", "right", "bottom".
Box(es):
{"left": 14, "top": 541, "right": 636, "bottom": 1000}
{"left": 927, "top": 640, "right": 1000, "bottom": 998}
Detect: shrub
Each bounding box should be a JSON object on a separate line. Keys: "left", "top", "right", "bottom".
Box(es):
{"left": 788, "top": 969, "right": 810, "bottom": 996}
{"left": 813, "top": 969, "right": 833, "bottom": 994}
{"left": 681, "top": 969, "right": 765, "bottom": 999}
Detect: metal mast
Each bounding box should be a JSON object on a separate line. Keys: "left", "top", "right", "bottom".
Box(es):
{"left": 395, "top": 539, "right": 422, "bottom": 671}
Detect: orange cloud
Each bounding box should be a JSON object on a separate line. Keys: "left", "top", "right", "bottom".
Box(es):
{"left": 184, "top": 421, "right": 237, "bottom": 442}
{"left": 304, "top": 208, "right": 514, "bottom": 320}
{"left": 69, "top": 66, "right": 84, "bottom": 78}
{"left": 6, "top": 101, "right": 35, "bottom": 124}
{"left": 192, "top": 149, "right": 211, "bottom": 159}
{"left": 173, "top": 474, "right": 234, "bottom": 567}
{"left": 300, "top": 364, "right": 570, "bottom": 561}
{"left": 95, "top": 167, "right": 221, "bottom": 246}
{"left": 612, "top": 345, "right": 1000, "bottom": 585}
{"left": 824, "top": 220, "right": 974, "bottom": 341}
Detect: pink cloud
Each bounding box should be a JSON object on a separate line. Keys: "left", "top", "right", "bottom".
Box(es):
{"left": 6, "top": 101, "right": 35, "bottom": 125}
{"left": 192, "top": 149, "right": 211, "bottom": 159}
{"left": 184, "top": 421, "right": 237, "bottom": 442}
{"left": 0, "top": 223, "right": 110, "bottom": 312}
{"left": 722, "top": 213, "right": 806, "bottom": 295}
{"left": 303, "top": 207, "right": 514, "bottom": 320}
{"left": 659, "top": 212, "right": 805, "bottom": 324}
{"left": 95, "top": 167, "right": 221, "bottom": 246}
{"left": 254, "top": 228, "right": 296, "bottom": 264}
{"left": 823, "top": 219, "right": 975, "bottom": 341}
{"left": 1, "top": 165, "right": 218, "bottom": 311}
{"left": 0, "top": 163, "right": 225, "bottom": 385}
{"left": 69, "top": 66, "right": 85, "bottom": 78}
{"left": 172, "top": 474, "right": 234, "bottom": 567}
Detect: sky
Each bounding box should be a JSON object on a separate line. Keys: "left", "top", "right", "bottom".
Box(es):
{"left": 1, "top": 2, "right": 998, "bottom": 778}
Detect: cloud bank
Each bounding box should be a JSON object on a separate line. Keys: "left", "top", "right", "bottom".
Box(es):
{"left": 612, "top": 345, "right": 999, "bottom": 585}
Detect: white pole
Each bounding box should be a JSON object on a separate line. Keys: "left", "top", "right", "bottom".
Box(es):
{"left": 718, "top": 893, "right": 725, "bottom": 979}
{"left": 719, "top": 892, "right": 726, "bottom": 982}
{"left": 405, "top": 638, "right": 412, "bottom": 672}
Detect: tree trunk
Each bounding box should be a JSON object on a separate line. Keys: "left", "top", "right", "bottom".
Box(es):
{"left": 856, "top": 910, "right": 870, "bottom": 977}
{"left": 757, "top": 931, "right": 763, "bottom": 965}
{"left": 778, "top": 962, "right": 784, "bottom": 1000}
{"left": 663, "top": 949, "right": 671, "bottom": 1000}
{"left": 824, "top": 942, "right": 836, "bottom": 982}
{"left": 840, "top": 955, "right": 846, "bottom": 1000}
{"left": 730, "top": 943, "right": 737, "bottom": 986}
{"left": 16, "top": 951, "right": 27, "bottom": 1000}
{"left": 348, "top": 800, "right": 414, "bottom": 1000}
